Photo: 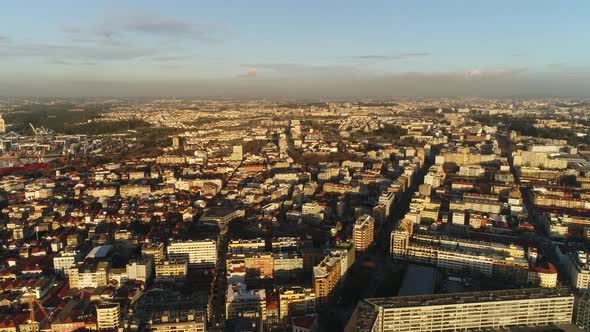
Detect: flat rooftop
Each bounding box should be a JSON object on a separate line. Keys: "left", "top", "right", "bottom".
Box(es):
{"left": 366, "top": 287, "right": 573, "bottom": 309}
{"left": 202, "top": 206, "right": 237, "bottom": 217}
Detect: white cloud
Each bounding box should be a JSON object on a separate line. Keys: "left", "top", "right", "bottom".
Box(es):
{"left": 465, "top": 67, "right": 527, "bottom": 79}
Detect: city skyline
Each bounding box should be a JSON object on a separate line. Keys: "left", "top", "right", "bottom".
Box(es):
{"left": 1, "top": 1, "right": 590, "bottom": 97}
{"left": 4, "top": 3, "right": 590, "bottom": 331}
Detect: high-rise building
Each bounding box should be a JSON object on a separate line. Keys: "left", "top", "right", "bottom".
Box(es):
{"left": 390, "top": 220, "right": 413, "bottom": 256}
{"left": 346, "top": 287, "right": 574, "bottom": 332}
{"left": 353, "top": 215, "right": 375, "bottom": 253}
{"left": 313, "top": 255, "right": 342, "bottom": 308}
{"left": 378, "top": 192, "right": 395, "bottom": 218}
{"left": 0, "top": 114, "right": 5, "bottom": 133}
{"left": 167, "top": 240, "right": 217, "bottom": 267}
{"left": 96, "top": 302, "right": 121, "bottom": 331}
{"left": 577, "top": 290, "right": 590, "bottom": 331}
{"left": 390, "top": 222, "right": 532, "bottom": 284}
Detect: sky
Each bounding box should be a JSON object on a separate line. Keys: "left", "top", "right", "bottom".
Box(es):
{"left": 1, "top": 0, "right": 589, "bottom": 98}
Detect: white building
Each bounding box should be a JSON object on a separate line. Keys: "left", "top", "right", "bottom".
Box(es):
{"left": 126, "top": 259, "right": 153, "bottom": 283}
{"left": 566, "top": 249, "right": 590, "bottom": 289}
{"left": 347, "top": 287, "right": 574, "bottom": 332}
{"left": 53, "top": 250, "right": 79, "bottom": 275}
{"left": 167, "top": 240, "right": 217, "bottom": 267}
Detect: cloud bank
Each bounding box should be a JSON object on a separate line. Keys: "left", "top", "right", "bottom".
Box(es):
{"left": 2, "top": 68, "right": 588, "bottom": 99}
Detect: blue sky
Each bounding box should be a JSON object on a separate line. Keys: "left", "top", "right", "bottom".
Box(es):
{"left": 1, "top": 1, "right": 589, "bottom": 97}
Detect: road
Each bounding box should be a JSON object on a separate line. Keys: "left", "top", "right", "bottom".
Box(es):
{"left": 208, "top": 161, "right": 242, "bottom": 330}
{"left": 318, "top": 158, "right": 433, "bottom": 331}
{"left": 499, "top": 133, "right": 567, "bottom": 280}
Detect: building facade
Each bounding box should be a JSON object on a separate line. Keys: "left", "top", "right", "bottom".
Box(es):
{"left": 353, "top": 215, "right": 375, "bottom": 253}
{"left": 167, "top": 240, "right": 217, "bottom": 267}
{"left": 96, "top": 302, "right": 120, "bottom": 331}
{"left": 346, "top": 287, "right": 573, "bottom": 332}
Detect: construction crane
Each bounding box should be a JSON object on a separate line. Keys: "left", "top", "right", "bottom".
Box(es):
{"left": 29, "top": 123, "right": 38, "bottom": 137}
{"left": 25, "top": 288, "right": 50, "bottom": 327}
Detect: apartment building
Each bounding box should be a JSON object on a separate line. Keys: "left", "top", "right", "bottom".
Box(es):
{"left": 228, "top": 238, "right": 266, "bottom": 254}
{"left": 53, "top": 250, "right": 79, "bottom": 275}
{"left": 167, "top": 240, "right": 217, "bottom": 267}
{"left": 96, "top": 302, "right": 120, "bottom": 331}
{"left": 527, "top": 262, "right": 558, "bottom": 288}
{"left": 564, "top": 249, "right": 590, "bottom": 289}
{"left": 244, "top": 252, "right": 274, "bottom": 279}
{"left": 378, "top": 191, "right": 395, "bottom": 218}
{"left": 67, "top": 261, "right": 109, "bottom": 289}
{"left": 353, "top": 215, "right": 375, "bottom": 253}
{"left": 225, "top": 283, "right": 267, "bottom": 321}
{"left": 155, "top": 260, "right": 188, "bottom": 280}
{"left": 126, "top": 259, "right": 153, "bottom": 283}
{"left": 577, "top": 290, "right": 590, "bottom": 331}
{"left": 313, "top": 255, "right": 342, "bottom": 308}
{"left": 119, "top": 184, "right": 151, "bottom": 197}
{"left": 273, "top": 252, "right": 304, "bottom": 279}
{"left": 391, "top": 225, "right": 531, "bottom": 284}
{"left": 142, "top": 242, "right": 165, "bottom": 263}
{"left": 278, "top": 286, "right": 316, "bottom": 321}
{"left": 146, "top": 310, "right": 206, "bottom": 332}
{"left": 346, "top": 287, "right": 573, "bottom": 332}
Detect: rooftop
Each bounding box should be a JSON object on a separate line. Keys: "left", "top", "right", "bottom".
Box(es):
{"left": 366, "top": 287, "right": 572, "bottom": 309}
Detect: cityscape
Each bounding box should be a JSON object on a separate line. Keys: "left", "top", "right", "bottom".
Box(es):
{"left": 1, "top": 2, "right": 590, "bottom": 332}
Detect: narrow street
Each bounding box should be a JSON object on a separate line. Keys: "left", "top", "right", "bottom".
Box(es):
{"left": 319, "top": 158, "right": 433, "bottom": 331}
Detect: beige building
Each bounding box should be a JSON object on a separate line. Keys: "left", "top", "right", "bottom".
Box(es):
{"left": 146, "top": 310, "right": 206, "bottom": 332}
{"left": 391, "top": 224, "right": 530, "bottom": 284}
{"left": 346, "top": 287, "right": 574, "bottom": 332}
{"left": 142, "top": 242, "right": 165, "bottom": 263}
{"left": 119, "top": 184, "right": 151, "bottom": 197}
{"left": 155, "top": 260, "right": 188, "bottom": 280}
{"left": 527, "top": 263, "right": 558, "bottom": 288}
{"left": 126, "top": 259, "right": 153, "bottom": 283}
{"left": 67, "top": 261, "right": 109, "bottom": 289}
{"left": 273, "top": 252, "right": 304, "bottom": 279}
{"left": 313, "top": 255, "right": 342, "bottom": 308}
{"left": 86, "top": 187, "right": 117, "bottom": 198}
{"left": 278, "top": 286, "right": 316, "bottom": 321}
{"left": 390, "top": 220, "right": 413, "bottom": 256}
{"left": 228, "top": 238, "right": 266, "bottom": 254}
{"left": 353, "top": 215, "right": 375, "bottom": 253}
{"left": 96, "top": 302, "right": 120, "bottom": 331}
